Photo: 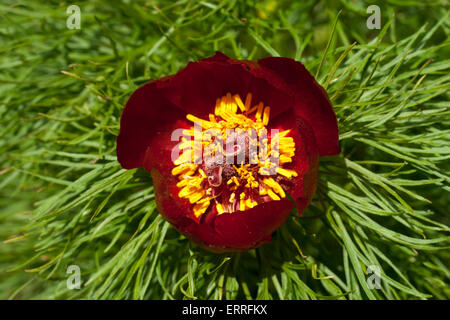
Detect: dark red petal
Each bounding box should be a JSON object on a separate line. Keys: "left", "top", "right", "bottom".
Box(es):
{"left": 149, "top": 109, "right": 318, "bottom": 252}
{"left": 151, "top": 167, "right": 194, "bottom": 225}
{"left": 246, "top": 62, "right": 295, "bottom": 120}
{"left": 116, "top": 79, "right": 187, "bottom": 169}
{"left": 144, "top": 121, "right": 199, "bottom": 221}
{"left": 158, "top": 52, "right": 293, "bottom": 121}
{"left": 257, "top": 57, "right": 340, "bottom": 156}
{"left": 211, "top": 199, "right": 293, "bottom": 249}
{"left": 160, "top": 56, "right": 253, "bottom": 119}
{"left": 151, "top": 167, "right": 295, "bottom": 252}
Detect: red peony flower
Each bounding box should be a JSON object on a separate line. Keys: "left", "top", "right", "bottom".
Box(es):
{"left": 117, "top": 52, "right": 340, "bottom": 253}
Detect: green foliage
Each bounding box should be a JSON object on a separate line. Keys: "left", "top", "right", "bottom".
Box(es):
{"left": 0, "top": 0, "right": 449, "bottom": 299}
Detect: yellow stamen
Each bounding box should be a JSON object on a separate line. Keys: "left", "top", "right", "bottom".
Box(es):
{"left": 263, "top": 178, "right": 286, "bottom": 198}
{"left": 239, "top": 200, "right": 244, "bottom": 211}
{"left": 276, "top": 168, "right": 298, "bottom": 178}
{"left": 234, "top": 94, "right": 246, "bottom": 112}
{"left": 189, "top": 191, "right": 205, "bottom": 204}
{"left": 280, "top": 155, "right": 292, "bottom": 163}
{"left": 244, "top": 93, "right": 252, "bottom": 111}
{"left": 263, "top": 106, "right": 270, "bottom": 126}
{"left": 179, "top": 140, "right": 193, "bottom": 150}
{"left": 216, "top": 203, "right": 225, "bottom": 215}
{"left": 193, "top": 199, "right": 210, "bottom": 217}
{"left": 171, "top": 163, "right": 197, "bottom": 176}
{"left": 171, "top": 92, "right": 297, "bottom": 217}
{"left": 179, "top": 185, "right": 198, "bottom": 198}
{"left": 176, "top": 180, "right": 188, "bottom": 188}
{"left": 245, "top": 198, "right": 257, "bottom": 208}
{"left": 255, "top": 102, "right": 264, "bottom": 121}
{"left": 278, "top": 129, "right": 291, "bottom": 137}
{"left": 267, "top": 189, "right": 280, "bottom": 201}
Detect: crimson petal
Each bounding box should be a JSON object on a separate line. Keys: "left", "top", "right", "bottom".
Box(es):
{"left": 257, "top": 57, "right": 340, "bottom": 156}
{"left": 152, "top": 164, "right": 294, "bottom": 252}
{"left": 116, "top": 79, "right": 187, "bottom": 169}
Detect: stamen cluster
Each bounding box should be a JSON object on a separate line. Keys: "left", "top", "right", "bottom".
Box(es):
{"left": 172, "top": 93, "right": 297, "bottom": 217}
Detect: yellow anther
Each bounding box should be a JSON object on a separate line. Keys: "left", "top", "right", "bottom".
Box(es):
{"left": 234, "top": 94, "right": 246, "bottom": 112}
{"left": 216, "top": 203, "right": 225, "bottom": 215}
{"left": 278, "top": 129, "right": 291, "bottom": 137}
{"left": 186, "top": 114, "right": 214, "bottom": 129}
{"left": 231, "top": 101, "right": 237, "bottom": 114}
{"left": 267, "top": 189, "right": 280, "bottom": 201}
{"left": 244, "top": 93, "right": 252, "bottom": 111}
{"left": 193, "top": 199, "right": 210, "bottom": 217}
{"left": 263, "top": 178, "right": 286, "bottom": 198}
{"left": 259, "top": 187, "right": 268, "bottom": 195}
{"left": 176, "top": 180, "right": 188, "bottom": 188}
{"left": 280, "top": 155, "right": 293, "bottom": 163}
{"left": 240, "top": 198, "right": 246, "bottom": 211}
{"left": 280, "top": 143, "right": 295, "bottom": 149}
{"left": 189, "top": 191, "right": 205, "bottom": 204}
{"left": 182, "top": 128, "right": 194, "bottom": 136}
{"left": 219, "top": 97, "right": 226, "bottom": 115}
{"left": 174, "top": 150, "right": 194, "bottom": 165}
{"left": 244, "top": 198, "right": 254, "bottom": 209}
{"left": 178, "top": 186, "right": 194, "bottom": 198}
{"left": 189, "top": 176, "right": 204, "bottom": 187}
{"left": 209, "top": 114, "right": 217, "bottom": 123}
{"left": 215, "top": 98, "right": 221, "bottom": 115}
{"left": 262, "top": 106, "right": 270, "bottom": 126}
{"left": 280, "top": 136, "right": 294, "bottom": 143}
{"left": 276, "top": 167, "right": 298, "bottom": 178}
{"left": 255, "top": 102, "right": 264, "bottom": 121}
{"left": 171, "top": 163, "right": 197, "bottom": 176}
{"left": 179, "top": 140, "right": 193, "bottom": 150}
{"left": 226, "top": 92, "right": 232, "bottom": 105}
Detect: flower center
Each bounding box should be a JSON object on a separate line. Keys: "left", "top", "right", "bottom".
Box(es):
{"left": 171, "top": 93, "right": 297, "bottom": 218}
